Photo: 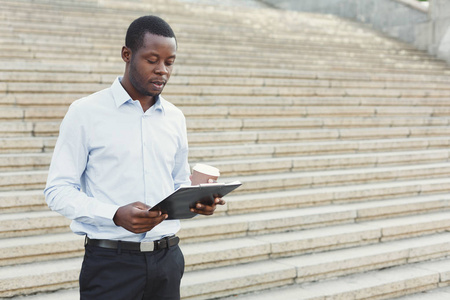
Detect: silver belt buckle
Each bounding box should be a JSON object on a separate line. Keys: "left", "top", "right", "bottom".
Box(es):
{"left": 140, "top": 242, "right": 154, "bottom": 252}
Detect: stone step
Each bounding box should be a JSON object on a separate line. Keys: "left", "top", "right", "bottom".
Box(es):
{"left": 179, "top": 43, "right": 442, "bottom": 66}
{"left": 394, "top": 285, "right": 450, "bottom": 299}
{"left": 181, "top": 199, "right": 450, "bottom": 242}
{"left": 0, "top": 136, "right": 448, "bottom": 168}
{"left": 0, "top": 39, "right": 432, "bottom": 73}
{"left": 2, "top": 197, "right": 448, "bottom": 266}
{"left": 6, "top": 93, "right": 450, "bottom": 109}
{"left": 231, "top": 162, "right": 450, "bottom": 194}
{"left": 0, "top": 210, "right": 70, "bottom": 239}
{"left": 0, "top": 0, "right": 419, "bottom": 42}
{"left": 0, "top": 17, "right": 427, "bottom": 57}
{"left": 0, "top": 257, "right": 81, "bottom": 298}
{"left": 6, "top": 80, "right": 450, "bottom": 98}
{"left": 0, "top": 153, "right": 51, "bottom": 171}
{"left": 189, "top": 116, "right": 450, "bottom": 132}
{"left": 4, "top": 104, "right": 450, "bottom": 123}
{"left": 222, "top": 258, "right": 450, "bottom": 300}
{"left": 0, "top": 68, "right": 445, "bottom": 92}
{"left": 212, "top": 149, "right": 450, "bottom": 175}
{"left": 7, "top": 105, "right": 450, "bottom": 122}
{"left": 191, "top": 137, "right": 450, "bottom": 161}
{"left": 0, "top": 179, "right": 450, "bottom": 239}
{"left": 0, "top": 8, "right": 424, "bottom": 52}
{"left": 0, "top": 232, "right": 84, "bottom": 267}
{"left": 6, "top": 72, "right": 450, "bottom": 92}
{"left": 1, "top": 116, "right": 450, "bottom": 139}
{"left": 1, "top": 147, "right": 448, "bottom": 176}
{"left": 3, "top": 160, "right": 450, "bottom": 193}
{"left": 1, "top": 46, "right": 446, "bottom": 73}
{"left": 168, "top": 83, "right": 450, "bottom": 98}
{"left": 3, "top": 53, "right": 448, "bottom": 77}
{"left": 10, "top": 117, "right": 450, "bottom": 137}
{"left": 0, "top": 137, "right": 55, "bottom": 154}
{"left": 0, "top": 28, "right": 440, "bottom": 60}
{"left": 183, "top": 241, "right": 450, "bottom": 299}
{"left": 1, "top": 217, "right": 449, "bottom": 298}
{"left": 224, "top": 177, "right": 450, "bottom": 215}
{"left": 176, "top": 55, "right": 448, "bottom": 73}
{"left": 2, "top": 13, "right": 423, "bottom": 51}
{"left": 189, "top": 127, "right": 450, "bottom": 146}
{"left": 0, "top": 45, "right": 445, "bottom": 78}
{"left": 0, "top": 170, "right": 47, "bottom": 191}
{"left": 1, "top": 0, "right": 449, "bottom": 299}
{"left": 11, "top": 288, "right": 78, "bottom": 300}
{"left": 0, "top": 190, "right": 48, "bottom": 213}
{"left": 271, "top": 232, "right": 450, "bottom": 283}
{"left": 13, "top": 248, "right": 450, "bottom": 300}
{"left": 188, "top": 230, "right": 450, "bottom": 272}
{"left": 2, "top": 148, "right": 449, "bottom": 212}
{"left": 0, "top": 126, "right": 450, "bottom": 154}
{"left": 2, "top": 61, "right": 450, "bottom": 85}
{"left": 0, "top": 122, "right": 34, "bottom": 137}
{"left": 0, "top": 17, "right": 405, "bottom": 48}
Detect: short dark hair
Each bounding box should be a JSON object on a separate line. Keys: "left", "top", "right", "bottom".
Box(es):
{"left": 125, "top": 15, "right": 176, "bottom": 51}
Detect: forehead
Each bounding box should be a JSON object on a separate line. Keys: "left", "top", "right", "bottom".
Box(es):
{"left": 138, "top": 32, "right": 177, "bottom": 55}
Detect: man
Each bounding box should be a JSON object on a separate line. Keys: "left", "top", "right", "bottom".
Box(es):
{"left": 44, "top": 15, "right": 224, "bottom": 300}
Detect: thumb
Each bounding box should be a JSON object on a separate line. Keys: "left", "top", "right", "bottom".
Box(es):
{"left": 133, "top": 201, "right": 151, "bottom": 211}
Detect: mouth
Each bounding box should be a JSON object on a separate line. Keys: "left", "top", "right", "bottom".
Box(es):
{"left": 150, "top": 80, "right": 166, "bottom": 90}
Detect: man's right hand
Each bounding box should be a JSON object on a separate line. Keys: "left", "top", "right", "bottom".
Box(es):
{"left": 113, "top": 201, "right": 168, "bottom": 234}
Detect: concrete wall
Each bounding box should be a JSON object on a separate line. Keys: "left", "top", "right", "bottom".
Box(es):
{"left": 429, "top": 0, "right": 450, "bottom": 61}
{"left": 260, "top": 0, "right": 450, "bottom": 64}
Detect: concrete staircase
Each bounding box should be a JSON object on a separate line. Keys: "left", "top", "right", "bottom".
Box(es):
{"left": 1, "top": 0, "right": 450, "bottom": 299}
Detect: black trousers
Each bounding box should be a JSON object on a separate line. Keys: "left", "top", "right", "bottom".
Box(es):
{"left": 79, "top": 243, "right": 185, "bottom": 300}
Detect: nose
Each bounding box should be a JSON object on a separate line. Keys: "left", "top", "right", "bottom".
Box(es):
{"left": 154, "top": 61, "right": 169, "bottom": 75}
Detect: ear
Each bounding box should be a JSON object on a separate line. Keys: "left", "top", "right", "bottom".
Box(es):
{"left": 121, "top": 46, "right": 132, "bottom": 63}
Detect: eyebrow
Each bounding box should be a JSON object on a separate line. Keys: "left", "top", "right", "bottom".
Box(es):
{"left": 146, "top": 52, "right": 176, "bottom": 59}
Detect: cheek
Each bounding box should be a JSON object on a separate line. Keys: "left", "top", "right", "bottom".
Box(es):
{"left": 130, "top": 65, "right": 150, "bottom": 86}
{"left": 130, "top": 59, "right": 150, "bottom": 77}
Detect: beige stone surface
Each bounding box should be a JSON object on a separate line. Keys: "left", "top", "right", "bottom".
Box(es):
{"left": 225, "top": 259, "right": 447, "bottom": 300}
{"left": 3, "top": 0, "right": 450, "bottom": 298}
{"left": 181, "top": 260, "right": 296, "bottom": 299}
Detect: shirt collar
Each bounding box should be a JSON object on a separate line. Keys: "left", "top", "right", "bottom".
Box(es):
{"left": 111, "top": 77, "right": 165, "bottom": 114}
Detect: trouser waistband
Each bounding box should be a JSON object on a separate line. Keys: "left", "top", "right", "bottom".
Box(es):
{"left": 85, "top": 235, "right": 179, "bottom": 252}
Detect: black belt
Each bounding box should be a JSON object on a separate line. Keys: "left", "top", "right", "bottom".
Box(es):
{"left": 85, "top": 235, "right": 179, "bottom": 252}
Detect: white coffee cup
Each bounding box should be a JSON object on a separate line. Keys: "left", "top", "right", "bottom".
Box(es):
{"left": 190, "top": 163, "right": 220, "bottom": 185}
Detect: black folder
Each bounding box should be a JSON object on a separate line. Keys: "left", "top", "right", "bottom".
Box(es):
{"left": 150, "top": 181, "right": 242, "bottom": 220}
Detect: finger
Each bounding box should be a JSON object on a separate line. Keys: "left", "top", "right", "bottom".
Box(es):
{"left": 133, "top": 201, "right": 152, "bottom": 211}
{"left": 190, "top": 208, "right": 214, "bottom": 215}
{"left": 131, "top": 209, "right": 160, "bottom": 220}
{"left": 214, "top": 197, "right": 225, "bottom": 205}
{"left": 146, "top": 209, "right": 163, "bottom": 218}
{"left": 192, "top": 203, "right": 216, "bottom": 215}
{"left": 129, "top": 214, "right": 168, "bottom": 231}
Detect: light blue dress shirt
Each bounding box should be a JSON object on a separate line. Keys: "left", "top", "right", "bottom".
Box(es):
{"left": 44, "top": 77, "right": 191, "bottom": 242}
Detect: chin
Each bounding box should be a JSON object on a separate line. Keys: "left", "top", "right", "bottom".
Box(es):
{"left": 145, "top": 91, "right": 161, "bottom": 97}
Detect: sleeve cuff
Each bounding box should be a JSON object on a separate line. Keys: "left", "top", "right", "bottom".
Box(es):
{"left": 94, "top": 202, "right": 121, "bottom": 226}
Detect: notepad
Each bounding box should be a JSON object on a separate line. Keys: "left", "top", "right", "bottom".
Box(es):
{"left": 149, "top": 181, "right": 242, "bottom": 220}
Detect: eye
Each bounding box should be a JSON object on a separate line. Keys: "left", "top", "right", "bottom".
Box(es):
{"left": 147, "top": 59, "right": 157, "bottom": 64}
{"left": 165, "top": 59, "right": 175, "bottom": 66}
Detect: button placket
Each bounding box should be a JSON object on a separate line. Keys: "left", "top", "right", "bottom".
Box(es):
{"left": 141, "top": 114, "right": 153, "bottom": 204}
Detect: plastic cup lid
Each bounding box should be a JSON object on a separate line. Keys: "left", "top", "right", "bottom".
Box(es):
{"left": 193, "top": 163, "right": 220, "bottom": 177}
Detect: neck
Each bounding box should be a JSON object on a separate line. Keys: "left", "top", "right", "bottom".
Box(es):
{"left": 120, "top": 76, "right": 156, "bottom": 112}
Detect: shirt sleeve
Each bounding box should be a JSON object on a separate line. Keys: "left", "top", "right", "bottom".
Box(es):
{"left": 172, "top": 114, "right": 191, "bottom": 190}
{"left": 44, "top": 102, "right": 119, "bottom": 226}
